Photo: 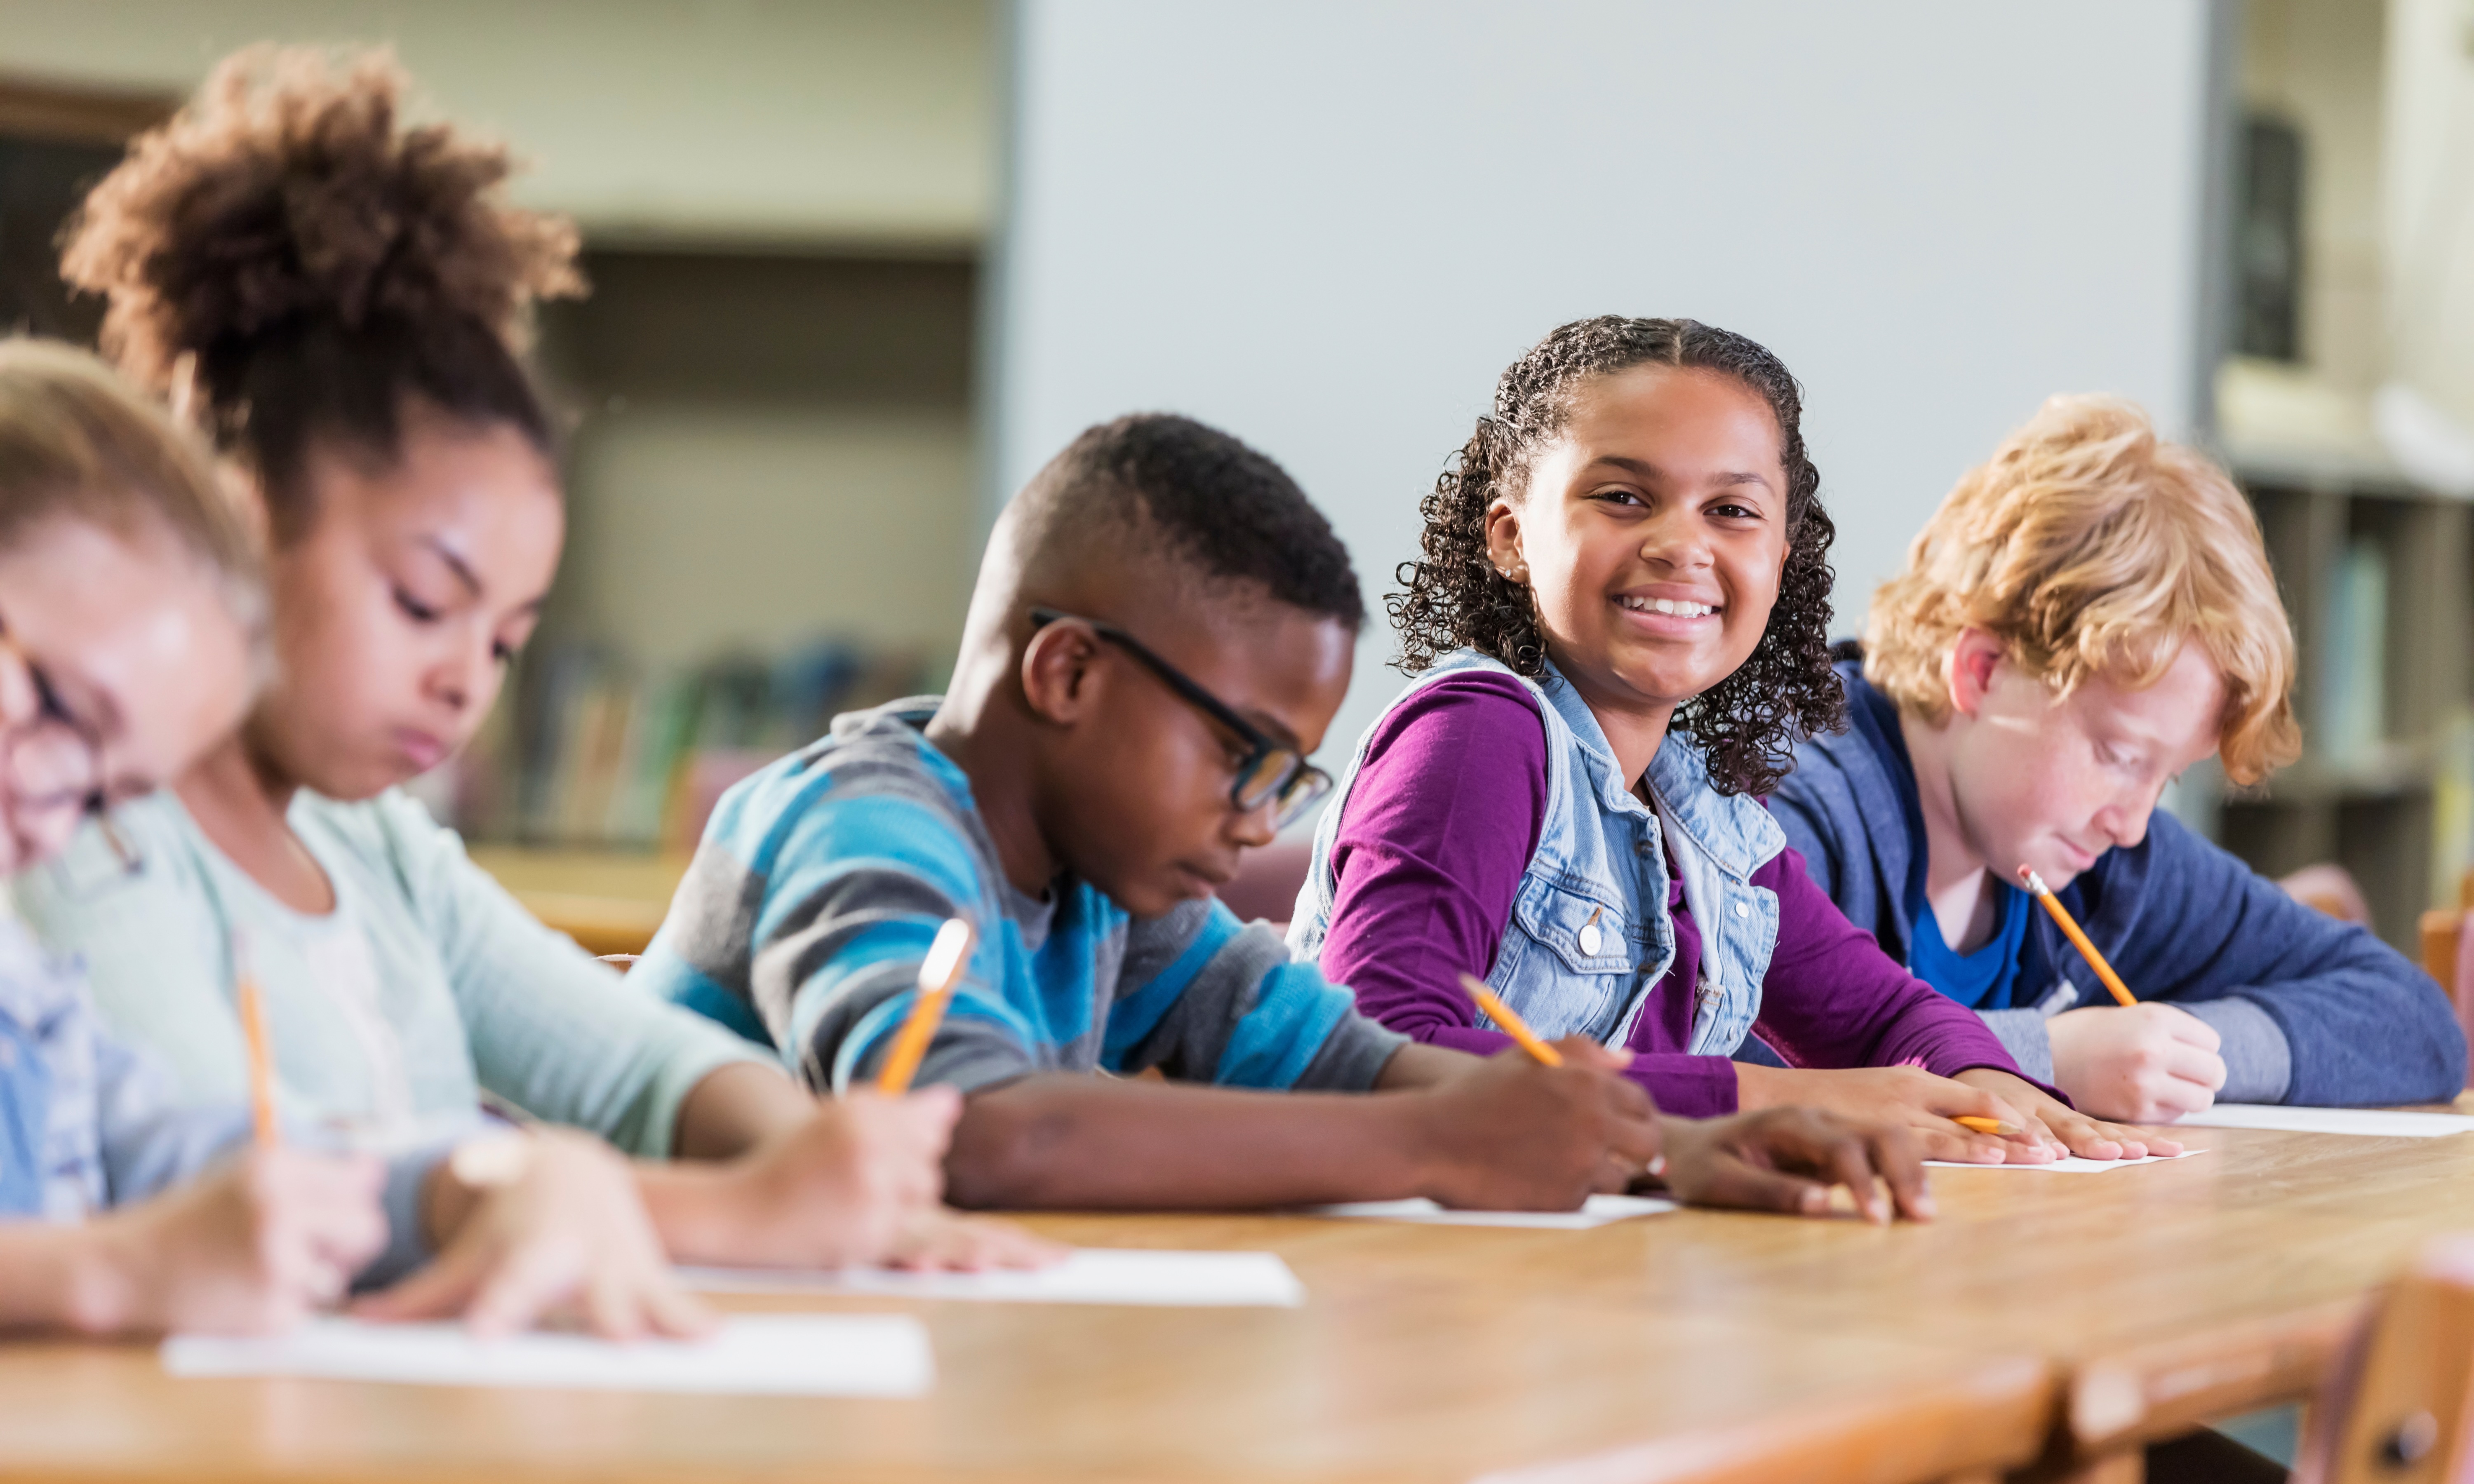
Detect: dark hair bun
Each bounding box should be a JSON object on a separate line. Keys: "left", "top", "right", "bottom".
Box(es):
{"left": 62, "top": 43, "right": 581, "bottom": 396}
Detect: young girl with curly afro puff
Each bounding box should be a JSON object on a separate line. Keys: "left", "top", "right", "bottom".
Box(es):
{"left": 1289, "top": 316, "right": 2172, "bottom": 1166}
{"left": 20, "top": 45, "right": 1054, "bottom": 1281}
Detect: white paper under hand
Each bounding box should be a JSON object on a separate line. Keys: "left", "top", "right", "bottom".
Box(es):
{"left": 2165, "top": 1104, "right": 2474, "bottom": 1138}
{"left": 1308, "top": 1194, "right": 1678, "bottom": 1228}
{"left": 682, "top": 1249, "right": 1303, "bottom": 1308}
{"left": 162, "top": 1314, "right": 932, "bottom": 1396}
{"left": 1924, "top": 1149, "right": 2207, "bottom": 1173}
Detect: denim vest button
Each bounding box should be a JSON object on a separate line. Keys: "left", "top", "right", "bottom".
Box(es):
{"left": 1634, "top": 840, "right": 1652, "bottom": 858}
{"left": 1734, "top": 901, "right": 1750, "bottom": 918}
{"left": 1578, "top": 921, "right": 1603, "bottom": 956}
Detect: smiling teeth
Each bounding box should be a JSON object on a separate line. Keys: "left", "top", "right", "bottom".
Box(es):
{"left": 1621, "top": 597, "right": 1718, "bottom": 617}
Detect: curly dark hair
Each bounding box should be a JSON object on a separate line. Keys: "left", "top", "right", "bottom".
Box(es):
{"left": 59, "top": 44, "right": 583, "bottom": 542}
{"left": 1390, "top": 315, "right": 1845, "bottom": 796}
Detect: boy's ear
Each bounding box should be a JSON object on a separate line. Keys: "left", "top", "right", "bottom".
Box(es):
{"left": 1947, "top": 627, "right": 2005, "bottom": 719}
{"left": 1482, "top": 500, "right": 1527, "bottom": 583}
{"left": 1018, "top": 618, "right": 1104, "bottom": 726}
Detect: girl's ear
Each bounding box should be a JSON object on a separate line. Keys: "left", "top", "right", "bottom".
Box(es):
{"left": 1482, "top": 500, "right": 1528, "bottom": 585}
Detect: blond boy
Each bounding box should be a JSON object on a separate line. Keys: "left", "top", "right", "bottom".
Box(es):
{"left": 1771, "top": 396, "right": 2464, "bottom": 1120}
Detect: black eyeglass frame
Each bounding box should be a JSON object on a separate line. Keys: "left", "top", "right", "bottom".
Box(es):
{"left": 1027, "top": 607, "right": 1334, "bottom": 828}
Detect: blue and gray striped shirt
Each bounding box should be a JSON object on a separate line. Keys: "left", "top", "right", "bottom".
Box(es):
{"left": 637, "top": 697, "right": 1408, "bottom": 1096}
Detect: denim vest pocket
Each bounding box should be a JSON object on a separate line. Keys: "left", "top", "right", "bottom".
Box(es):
{"left": 1493, "top": 875, "right": 1636, "bottom": 1040}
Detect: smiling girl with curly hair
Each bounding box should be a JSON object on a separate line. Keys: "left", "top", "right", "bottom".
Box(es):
{"left": 1289, "top": 316, "right": 2171, "bottom": 1166}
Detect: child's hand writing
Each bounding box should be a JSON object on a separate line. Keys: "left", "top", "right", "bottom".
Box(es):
{"left": 1734, "top": 1062, "right": 2042, "bottom": 1165}
{"left": 1656, "top": 1109, "right": 1933, "bottom": 1223}
{"left": 2044, "top": 1003, "right": 2226, "bottom": 1123}
{"left": 1412, "top": 1037, "right": 1662, "bottom": 1210}
{"left": 358, "top": 1128, "right": 712, "bottom": 1340}
{"left": 883, "top": 1207, "right": 1068, "bottom": 1272}
{"left": 1953, "top": 1068, "right": 2180, "bottom": 1162}
{"left": 642, "top": 1087, "right": 969, "bottom": 1270}
{"left": 82, "top": 1148, "right": 386, "bottom": 1336}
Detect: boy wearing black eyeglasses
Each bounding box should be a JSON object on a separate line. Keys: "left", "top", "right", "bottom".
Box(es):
{"left": 640, "top": 413, "right": 1932, "bottom": 1217}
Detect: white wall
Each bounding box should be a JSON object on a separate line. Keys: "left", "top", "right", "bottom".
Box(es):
{"left": 995, "top": 0, "right": 2223, "bottom": 765}
{"left": 0, "top": 0, "right": 993, "bottom": 245}
{"left": 564, "top": 405, "right": 975, "bottom": 669}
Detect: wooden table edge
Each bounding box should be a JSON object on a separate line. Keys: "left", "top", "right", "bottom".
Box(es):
{"left": 2059, "top": 1294, "right": 2366, "bottom": 1457}
{"left": 1469, "top": 1351, "right": 2053, "bottom": 1484}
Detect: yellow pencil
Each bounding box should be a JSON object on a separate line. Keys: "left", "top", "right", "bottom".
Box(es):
{"left": 2016, "top": 867, "right": 2139, "bottom": 1008}
{"left": 232, "top": 931, "right": 280, "bottom": 1149}
{"left": 1457, "top": 973, "right": 1564, "bottom": 1068}
{"left": 1954, "top": 1115, "right": 2026, "bottom": 1137}
{"left": 876, "top": 918, "right": 977, "bottom": 1095}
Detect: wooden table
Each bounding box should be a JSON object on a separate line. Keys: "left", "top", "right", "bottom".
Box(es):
{"left": 11, "top": 1116, "right": 2474, "bottom": 1484}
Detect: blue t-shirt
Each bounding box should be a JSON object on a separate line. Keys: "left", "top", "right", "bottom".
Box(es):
{"left": 1906, "top": 877, "right": 2031, "bottom": 1010}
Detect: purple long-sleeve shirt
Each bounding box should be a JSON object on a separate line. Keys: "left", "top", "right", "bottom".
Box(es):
{"left": 1319, "top": 672, "right": 2030, "bottom": 1116}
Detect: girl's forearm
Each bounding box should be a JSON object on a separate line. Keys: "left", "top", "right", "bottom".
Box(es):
{"left": 0, "top": 1221, "right": 132, "bottom": 1334}
{"left": 672, "top": 1061, "right": 813, "bottom": 1161}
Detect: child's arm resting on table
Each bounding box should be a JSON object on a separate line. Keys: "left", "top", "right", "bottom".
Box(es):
{"left": 947, "top": 1034, "right": 1660, "bottom": 1211}
{"left": 1, "top": 1147, "right": 387, "bottom": 1336}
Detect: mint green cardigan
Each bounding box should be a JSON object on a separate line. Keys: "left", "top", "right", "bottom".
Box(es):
{"left": 12, "top": 789, "right": 767, "bottom": 1158}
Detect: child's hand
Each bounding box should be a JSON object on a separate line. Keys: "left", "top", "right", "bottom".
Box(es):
{"left": 1656, "top": 1109, "right": 1933, "bottom": 1224}
{"left": 1734, "top": 1062, "right": 2036, "bottom": 1165}
{"left": 1412, "top": 1037, "right": 1663, "bottom": 1210}
{"left": 2045, "top": 1004, "right": 2226, "bottom": 1122}
{"left": 882, "top": 1207, "right": 1068, "bottom": 1272}
{"left": 656, "top": 1088, "right": 960, "bottom": 1270}
{"left": 1953, "top": 1068, "right": 2181, "bottom": 1162}
{"left": 357, "top": 1129, "right": 712, "bottom": 1341}
{"left": 87, "top": 1148, "right": 386, "bottom": 1336}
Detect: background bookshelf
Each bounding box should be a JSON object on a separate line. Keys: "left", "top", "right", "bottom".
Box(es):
{"left": 2218, "top": 446, "right": 2474, "bottom": 953}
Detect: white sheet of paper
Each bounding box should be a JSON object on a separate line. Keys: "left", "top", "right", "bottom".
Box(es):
{"left": 1925, "top": 1149, "right": 2207, "bottom": 1173}
{"left": 162, "top": 1314, "right": 931, "bottom": 1396}
{"left": 682, "top": 1248, "right": 1303, "bottom": 1308}
{"left": 2164, "top": 1104, "right": 2474, "bottom": 1138}
{"left": 1307, "top": 1194, "right": 1679, "bottom": 1228}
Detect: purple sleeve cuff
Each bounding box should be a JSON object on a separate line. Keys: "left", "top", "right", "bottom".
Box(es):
{"left": 1624, "top": 1054, "right": 1741, "bottom": 1117}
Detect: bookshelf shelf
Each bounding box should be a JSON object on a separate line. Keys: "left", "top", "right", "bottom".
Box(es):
{"left": 2220, "top": 451, "right": 2474, "bottom": 951}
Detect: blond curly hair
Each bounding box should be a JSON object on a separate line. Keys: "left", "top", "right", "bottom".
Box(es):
{"left": 1863, "top": 395, "right": 2300, "bottom": 785}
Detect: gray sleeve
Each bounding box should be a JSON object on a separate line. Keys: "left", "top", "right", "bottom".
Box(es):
{"left": 1115, "top": 900, "right": 1408, "bottom": 1092}
{"left": 354, "top": 1138, "right": 459, "bottom": 1291}
{"left": 93, "top": 1031, "right": 248, "bottom": 1208}
{"left": 1975, "top": 1007, "right": 2055, "bottom": 1086}
{"left": 2181, "top": 997, "right": 2293, "bottom": 1104}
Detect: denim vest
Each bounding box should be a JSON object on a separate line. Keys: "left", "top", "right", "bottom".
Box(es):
{"left": 1289, "top": 650, "right": 1783, "bottom": 1056}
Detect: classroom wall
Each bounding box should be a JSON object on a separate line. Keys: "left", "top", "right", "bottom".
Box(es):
{"left": 0, "top": 0, "right": 995, "bottom": 247}
{"left": 2386, "top": 0, "right": 2474, "bottom": 430}
{"left": 993, "top": 0, "right": 2229, "bottom": 768}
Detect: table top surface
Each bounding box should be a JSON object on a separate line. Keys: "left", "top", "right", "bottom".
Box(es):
{"left": 12, "top": 1113, "right": 2474, "bottom": 1483}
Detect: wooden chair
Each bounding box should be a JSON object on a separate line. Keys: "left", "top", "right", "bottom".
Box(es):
{"left": 2420, "top": 869, "right": 2474, "bottom": 1089}
{"left": 2293, "top": 1235, "right": 2474, "bottom": 1483}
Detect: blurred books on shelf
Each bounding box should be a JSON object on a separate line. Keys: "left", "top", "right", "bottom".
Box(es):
{"left": 418, "top": 636, "right": 932, "bottom": 852}
{"left": 2320, "top": 535, "right": 2389, "bottom": 763}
